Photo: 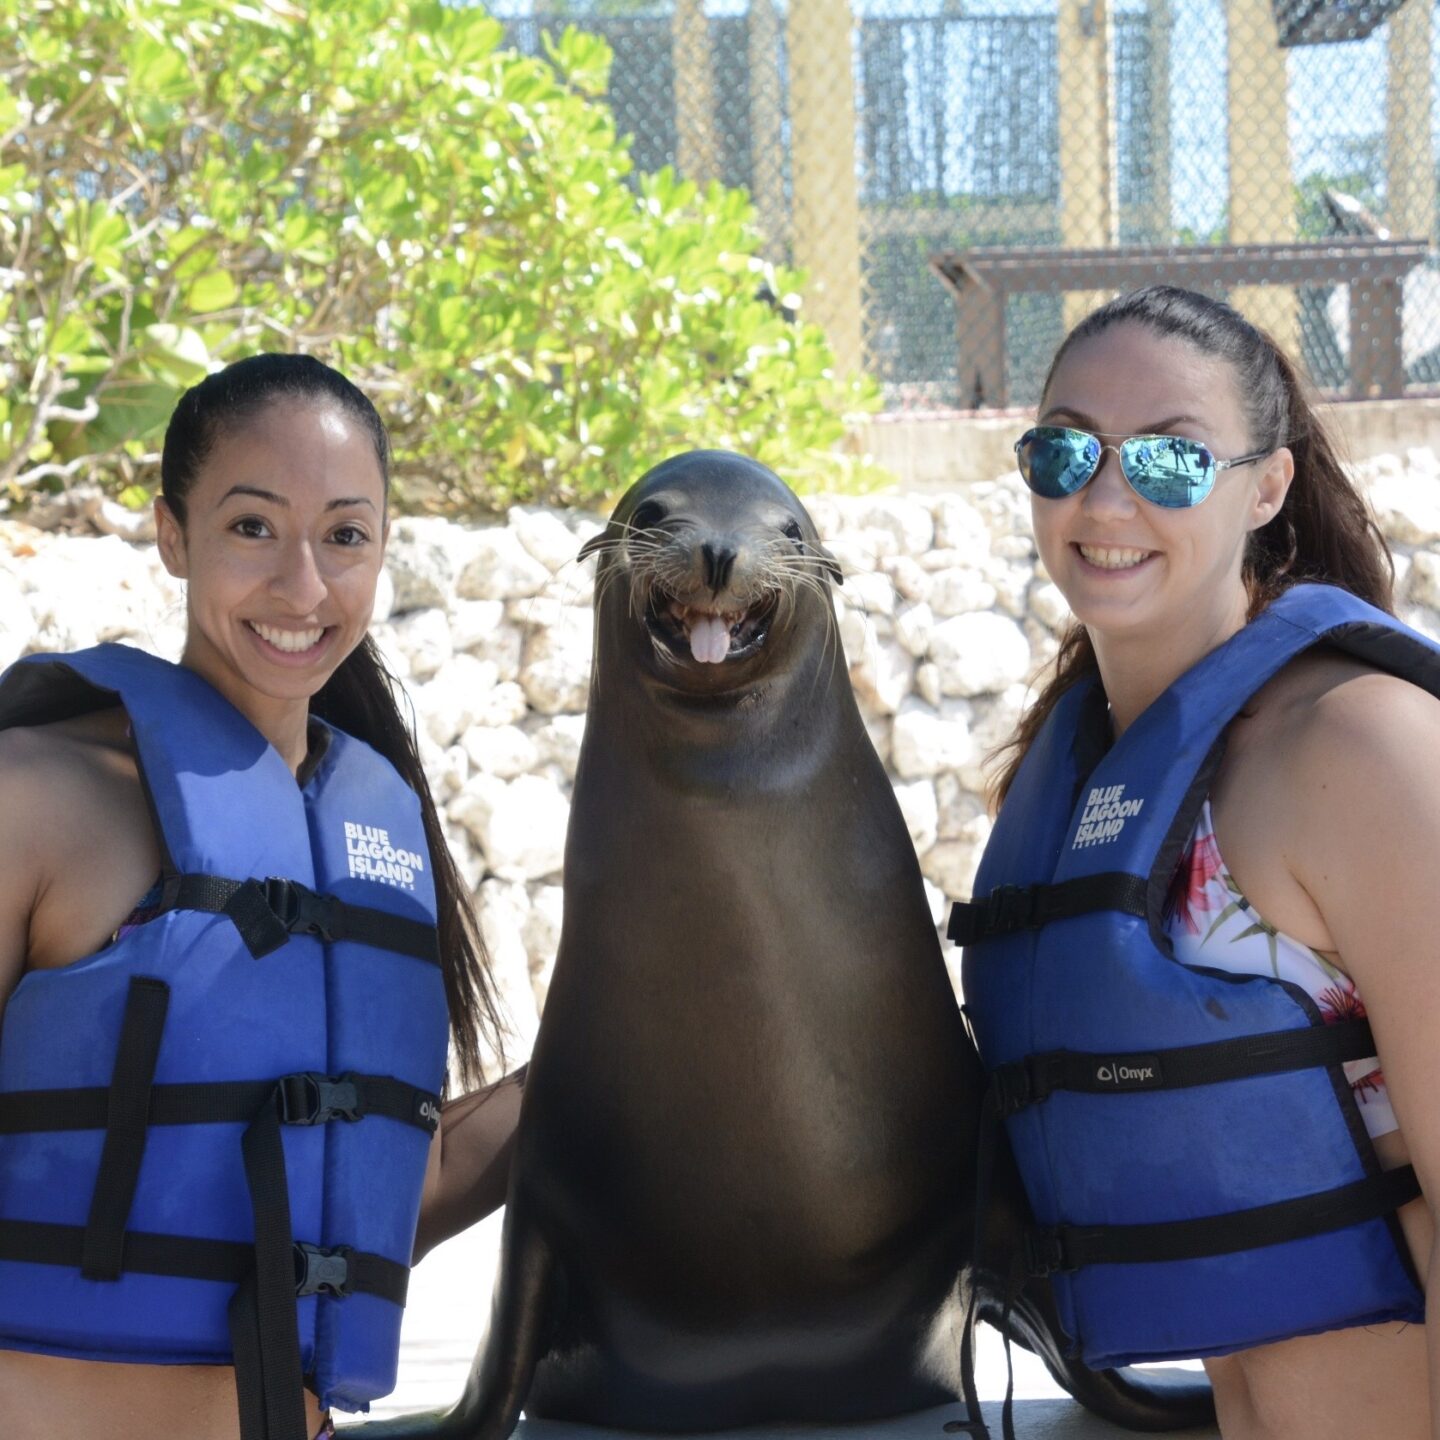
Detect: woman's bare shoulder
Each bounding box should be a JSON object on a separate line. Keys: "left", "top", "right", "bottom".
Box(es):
{"left": 0, "top": 708, "right": 133, "bottom": 809}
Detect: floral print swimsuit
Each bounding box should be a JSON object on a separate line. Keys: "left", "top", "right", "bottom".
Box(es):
{"left": 1163, "top": 798, "right": 1397, "bottom": 1141}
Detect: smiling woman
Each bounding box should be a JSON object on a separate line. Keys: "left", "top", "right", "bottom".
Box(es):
{"left": 955, "top": 288, "right": 1439, "bottom": 1440}
{"left": 0, "top": 356, "right": 523, "bottom": 1440}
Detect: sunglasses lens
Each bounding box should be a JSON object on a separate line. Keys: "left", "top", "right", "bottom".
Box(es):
{"left": 1017, "top": 427, "right": 1102, "bottom": 499}
{"left": 1121, "top": 436, "right": 1216, "bottom": 509}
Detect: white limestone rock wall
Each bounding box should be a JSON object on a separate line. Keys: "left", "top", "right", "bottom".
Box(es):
{"left": 7, "top": 450, "right": 1440, "bottom": 1065}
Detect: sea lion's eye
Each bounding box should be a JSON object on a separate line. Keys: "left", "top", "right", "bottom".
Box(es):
{"left": 631, "top": 501, "right": 665, "bottom": 533}
{"left": 782, "top": 520, "right": 803, "bottom": 544}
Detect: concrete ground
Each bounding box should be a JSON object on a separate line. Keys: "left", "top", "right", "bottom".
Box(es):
{"left": 339, "top": 1213, "right": 1218, "bottom": 1440}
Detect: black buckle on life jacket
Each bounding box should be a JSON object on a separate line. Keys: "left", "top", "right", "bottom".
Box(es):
{"left": 278, "top": 1073, "right": 362, "bottom": 1126}
{"left": 1023, "top": 1227, "right": 1073, "bottom": 1278}
{"left": 294, "top": 1242, "right": 352, "bottom": 1298}
{"left": 983, "top": 885, "right": 1043, "bottom": 938}
{"left": 264, "top": 878, "right": 340, "bottom": 943}
{"left": 991, "top": 1054, "right": 1065, "bottom": 1116}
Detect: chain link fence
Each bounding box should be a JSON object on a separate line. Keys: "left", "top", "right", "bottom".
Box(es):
{"left": 486, "top": 1, "right": 1439, "bottom": 411}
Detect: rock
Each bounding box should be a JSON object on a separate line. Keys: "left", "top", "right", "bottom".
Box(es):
{"left": 893, "top": 777, "right": 939, "bottom": 853}
{"left": 432, "top": 744, "right": 470, "bottom": 805}
{"left": 921, "top": 825, "right": 992, "bottom": 901}
{"left": 922, "top": 878, "right": 947, "bottom": 928}
{"left": 891, "top": 698, "right": 977, "bottom": 779}
{"left": 457, "top": 526, "right": 552, "bottom": 601}
{"left": 1367, "top": 469, "right": 1440, "bottom": 545}
{"left": 849, "top": 496, "right": 935, "bottom": 554}
{"left": 824, "top": 534, "right": 885, "bottom": 576}
{"left": 441, "top": 819, "right": 485, "bottom": 892}
{"left": 477, "top": 878, "right": 541, "bottom": 1057}
{"left": 520, "top": 608, "right": 593, "bottom": 714}
{"left": 531, "top": 713, "right": 587, "bottom": 780}
{"left": 1028, "top": 580, "right": 1071, "bottom": 631}
{"left": 882, "top": 554, "right": 931, "bottom": 604}
{"left": 982, "top": 556, "right": 1032, "bottom": 618}
{"left": 836, "top": 598, "right": 873, "bottom": 668}
{"left": 391, "top": 607, "right": 453, "bottom": 681}
{"left": 929, "top": 568, "right": 998, "bottom": 618}
{"left": 840, "top": 568, "right": 897, "bottom": 618}
{"left": 385, "top": 516, "right": 473, "bottom": 613}
{"left": 936, "top": 773, "right": 988, "bottom": 840}
{"left": 931, "top": 496, "right": 990, "bottom": 554}
{"left": 1391, "top": 551, "right": 1412, "bottom": 599}
{"left": 0, "top": 569, "right": 33, "bottom": 667}
{"left": 965, "top": 684, "right": 1029, "bottom": 791}
{"left": 450, "top": 772, "right": 570, "bottom": 881}
{"left": 449, "top": 598, "right": 505, "bottom": 652}
{"left": 370, "top": 566, "right": 395, "bottom": 625}
{"left": 915, "top": 661, "right": 943, "bottom": 707}
{"left": 451, "top": 600, "right": 524, "bottom": 682}
{"left": 509, "top": 506, "right": 588, "bottom": 575}
{"left": 523, "top": 884, "right": 565, "bottom": 1010}
{"left": 414, "top": 655, "right": 499, "bottom": 747}
{"left": 464, "top": 724, "right": 540, "bottom": 780}
{"left": 852, "top": 636, "right": 913, "bottom": 715}
{"left": 88, "top": 496, "right": 156, "bottom": 543}
{"left": 1408, "top": 551, "right": 1440, "bottom": 609}
{"left": 917, "top": 547, "right": 971, "bottom": 573}
{"left": 367, "top": 623, "right": 411, "bottom": 681}
{"left": 967, "top": 474, "right": 1031, "bottom": 543}
{"left": 928, "top": 613, "right": 1031, "bottom": 697}
{"left": 474, "top": 681, "right": 530, "bottom": 729}
{"left": 894, "top": 601, "right": 934, "bottom": 658}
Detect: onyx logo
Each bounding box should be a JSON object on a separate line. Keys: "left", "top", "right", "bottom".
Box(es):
{"left": 1094, "top": 1056, "right": 1163, "bottom": 1089}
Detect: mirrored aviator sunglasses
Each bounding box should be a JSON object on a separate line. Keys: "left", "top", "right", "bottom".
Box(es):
{"left": 1015, "top": 425, "right": 1269, "bottom": 510}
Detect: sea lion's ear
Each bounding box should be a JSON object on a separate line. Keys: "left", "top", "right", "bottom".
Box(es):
{"left": 818, "top": 545, "right": 844, "bottom": 586}
{"left": 578, "top": 528, "right": 610, "bottom": 563}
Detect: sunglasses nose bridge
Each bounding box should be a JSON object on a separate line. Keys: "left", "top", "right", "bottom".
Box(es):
{"left": 1084, "top": 442, "right": 1138, "bottom": 508}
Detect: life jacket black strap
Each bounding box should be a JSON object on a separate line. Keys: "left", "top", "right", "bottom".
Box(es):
{"left": 229, "top": 1103, "right": 307, "bottom": 1440}
{"left": 0, "top": 1072, "right": 441, "bottom": 1136}
{"left": 947, "top": 873, "right": 1149, "bottom": 946}
{"left": 81, "top": 976, "right": 170, "bottom": 1282}
{"left": 165, "top": 873, "right": 439, "bottom": 965}
{"left": 990, "top": 1018, "right": 1382, "bottom": 1117}
{"left": 1024, "top": 1165, "right": 1421, "bottom": 1276}
{"left": 0, "top": 1218, "right": 407, "bottom": 1305}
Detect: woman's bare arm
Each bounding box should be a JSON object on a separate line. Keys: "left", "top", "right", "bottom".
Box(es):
{"left": 412, "top": 1067, "right": 526, "bottom": 1263}
{"left": 1283, "top": 674, "right": 1440, "bottom": 1438}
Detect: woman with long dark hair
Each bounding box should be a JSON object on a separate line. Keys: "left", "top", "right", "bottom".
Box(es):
{"left": 958, "top": 287, "right": 1435, "bottom": 1439}
{"left": 0, "top": 355, "right": 521, "bottom": 1440}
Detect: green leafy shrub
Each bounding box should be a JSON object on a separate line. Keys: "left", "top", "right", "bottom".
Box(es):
{"left": 0, "top": 0, "right": 879, "bottom": 513}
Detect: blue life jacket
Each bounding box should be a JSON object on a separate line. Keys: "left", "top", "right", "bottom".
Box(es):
{"left": 0, "top": 644, "right": 450, "bottom": 1438}
{"left": 954, "top": 585, "right": 1428, "bottom": 1369}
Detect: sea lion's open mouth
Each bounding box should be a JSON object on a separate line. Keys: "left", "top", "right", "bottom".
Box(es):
{"left": 645, "top": 591, "right": 779, "bottom": 665}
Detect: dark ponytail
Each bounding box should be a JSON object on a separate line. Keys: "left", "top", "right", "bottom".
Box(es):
{"left": 992, "top": 285, "right": 1394, "bottom": 808}
{"left": 162, "top": 354, "right": 504, "bottom": 1088}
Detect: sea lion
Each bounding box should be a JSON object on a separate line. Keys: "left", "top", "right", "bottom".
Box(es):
{"left": 363, "top": 451, "right": 1213, "bottom": 1438}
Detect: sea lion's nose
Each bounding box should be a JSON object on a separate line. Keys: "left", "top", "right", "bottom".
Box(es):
{"left": 701, "top": 541, "right": 737, "bottom": 595}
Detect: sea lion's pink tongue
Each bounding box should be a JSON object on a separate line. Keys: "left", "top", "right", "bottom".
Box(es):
{"left": 689, "top": 614, "right": 731, "bottom": 664}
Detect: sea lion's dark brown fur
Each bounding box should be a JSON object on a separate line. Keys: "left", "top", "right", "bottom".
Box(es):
{"left": 361, "top": 452, "right": 1213, "bottom": 1437}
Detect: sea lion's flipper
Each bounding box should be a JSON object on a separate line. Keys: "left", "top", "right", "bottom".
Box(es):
{"left": 353, "top": 1207, "right": 557, "bottom": 1440}
{"left": 990, "top": 1287, "right": 1216, "bottom": 1433}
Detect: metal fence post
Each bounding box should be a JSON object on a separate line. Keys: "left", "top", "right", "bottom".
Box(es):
{"left": 1387, "top": 0, "right": 1435, "bottom": 243}
{"left": 747, "top": 0, "right": 787, "bottom": 265}
{"left": 674, "top": 0, "right": 719, "bottom": 186}
{"left": 1227, "top": 0, "right": 1298, "bottom": 353}
{"left": 787, "top": 0, "right": 865, "bottom": 376}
